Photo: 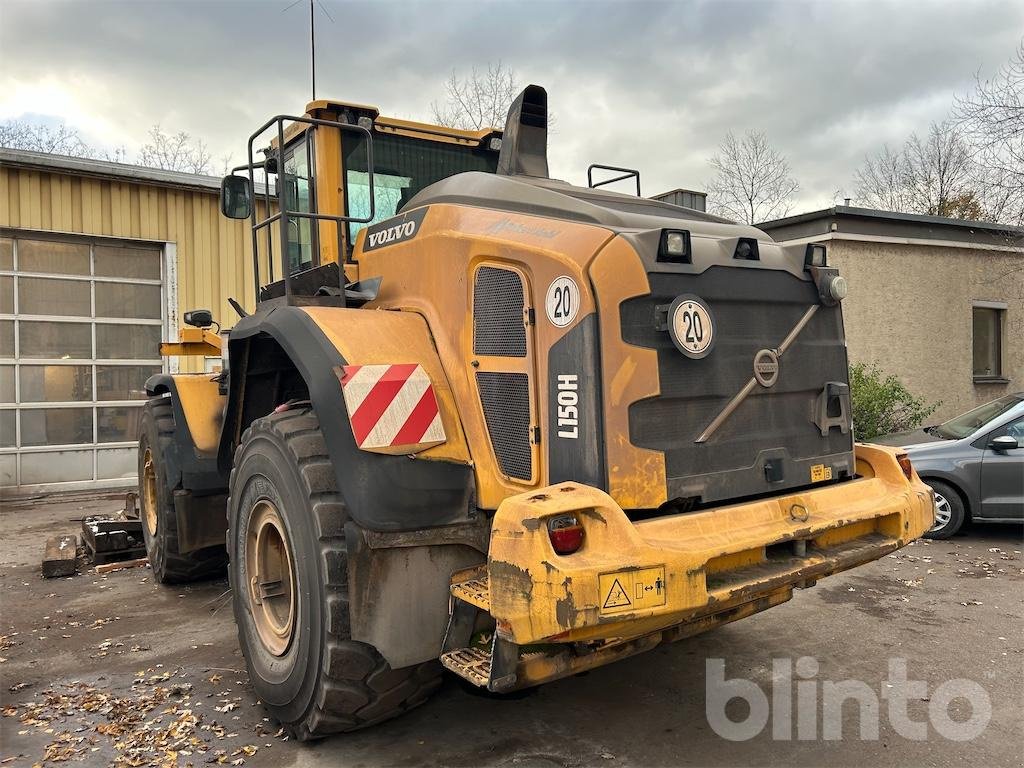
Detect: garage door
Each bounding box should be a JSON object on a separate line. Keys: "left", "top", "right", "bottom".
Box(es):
{"left": 0, "top": 234, "right": 167, "bottom": 493}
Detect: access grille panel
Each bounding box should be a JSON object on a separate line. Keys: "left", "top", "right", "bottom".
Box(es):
{"left": 476, "top": 372, "right": 532, "bottom": 480}
{"left": 473, "top": 266, "right": 527, "bottom": 357}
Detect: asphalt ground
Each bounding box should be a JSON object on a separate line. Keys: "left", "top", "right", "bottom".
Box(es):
{"left": 1, "top": 493, "right": 1021, "bottom": 767}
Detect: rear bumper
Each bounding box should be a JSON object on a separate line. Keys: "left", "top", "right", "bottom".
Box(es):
{"left": 485, "top": 443, "right": 934, "bottom": 646}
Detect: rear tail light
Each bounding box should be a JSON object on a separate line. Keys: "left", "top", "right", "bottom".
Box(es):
{"left": 897, "top": 453, "right": 914, "bottom": 480}
{"left": 548, "top": 514, "right": 584, "bottom": 555}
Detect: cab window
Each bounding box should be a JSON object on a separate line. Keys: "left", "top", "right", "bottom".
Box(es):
{"left": 342, "top": 131, "right": 498, "bottom": 247}
{"left": 345, "top": 170, "right": 412, "bottom": 242}
{"left": 281, "top": 137, "right": 317, "bottom": 274}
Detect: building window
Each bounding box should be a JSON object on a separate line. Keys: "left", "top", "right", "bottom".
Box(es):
{"left": 0, "top": 234, "right": 166, "bottom": 490}
{"left": 972, "top": 303, "right": 1006, "bottom": 381}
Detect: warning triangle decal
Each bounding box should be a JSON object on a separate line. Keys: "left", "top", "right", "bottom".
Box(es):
{"left": 602, "top": 578, "right": 632, "bottom": 609}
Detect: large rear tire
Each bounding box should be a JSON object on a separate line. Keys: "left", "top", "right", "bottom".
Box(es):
{"left": 226, "top": 408, "right": 441, "bottom": 739}
{"left": 138, "top": 398, "right": 228, "bottom": 583}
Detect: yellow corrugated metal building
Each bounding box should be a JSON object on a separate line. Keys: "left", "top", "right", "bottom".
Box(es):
{"left": 1, "top": 148, "right": 266, "bottom": 493}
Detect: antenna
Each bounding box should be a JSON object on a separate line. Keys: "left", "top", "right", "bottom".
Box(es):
{"left": 309, "top": 0, "right": 315, "bottom": 99}
{"left": 283, "top": 0, "right": 334, "bottom": 100}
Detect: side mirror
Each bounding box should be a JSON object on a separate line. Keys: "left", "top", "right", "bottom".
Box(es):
{"left": 220, "top": 174, "right": 252, "bottom": 219}
{"left": 989, "top": 435, "right": 1019, "bottom": 451}
{"left": 184, "top": 309, "right": 214, "bottom": 329}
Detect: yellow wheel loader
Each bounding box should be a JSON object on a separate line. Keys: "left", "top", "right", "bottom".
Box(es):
{"left": 138, "top": 86, "right": 935, "bottom": 738}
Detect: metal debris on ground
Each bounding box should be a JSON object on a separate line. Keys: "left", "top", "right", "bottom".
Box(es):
{"left": 123, "top": 491, "right": 140, "bottom": 520}
{"left": 82, "top": 515, "right": 146, "bottom": 566}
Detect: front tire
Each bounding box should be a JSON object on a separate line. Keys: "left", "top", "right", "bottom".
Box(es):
{"left": 923, "top": 480, "right": 966, "bottom": 540}
{"left": 226, "top": 408, "right": 441, "bottom": 739}
{"left": 138, "top": 398, "right": 228, "bottom": 583}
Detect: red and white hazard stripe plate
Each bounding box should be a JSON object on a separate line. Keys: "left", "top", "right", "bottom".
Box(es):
{"left": 337, "top": 364, "right": 446, "bottom": 454}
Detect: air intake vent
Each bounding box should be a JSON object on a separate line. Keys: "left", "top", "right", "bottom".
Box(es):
{"left": 476, "top": 372, "right": 532, "bottom": 480}
{"left": 474, "top": 267, "right": 526, "bottom": 357}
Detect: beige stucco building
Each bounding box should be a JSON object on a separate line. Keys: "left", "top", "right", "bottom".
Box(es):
{"left": 761, "top": 207, "right": 1024, "bottom": 421}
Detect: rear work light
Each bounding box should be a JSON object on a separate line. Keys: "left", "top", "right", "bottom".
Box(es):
{"left": 548, "top": 514, "right": 585, "bottom": 555}
{"left": 804, "top": 243, "right": 827, "bottom": 269}
{"left": 657, "top": 229, "right": 692, "bottom": 263}
{"left": 896, "top": 453, "right": 914, "bottom": 480}
{"left": 733, "top": 238, "right": 759, "bottom": 260}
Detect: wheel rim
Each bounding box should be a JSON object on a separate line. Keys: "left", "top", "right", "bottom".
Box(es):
{"left": 931, "top": 491, "right": 952, "bottom": 531}
{"left": 245, "top": 499, "right": 296, "bottom": 657}
{"left": 142, "top": 448, "right": 158, "bottom": 538}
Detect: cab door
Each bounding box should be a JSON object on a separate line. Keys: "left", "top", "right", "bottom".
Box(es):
{"left": 979, "top": 415, "right": 1024, "bottom": 520}
{"left": 280, "top": 136, "right": 319, "bottom": 274}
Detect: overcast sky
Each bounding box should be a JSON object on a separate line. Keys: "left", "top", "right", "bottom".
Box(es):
{"left": 1, "top": 0, "right": 1021, "bottom": 212}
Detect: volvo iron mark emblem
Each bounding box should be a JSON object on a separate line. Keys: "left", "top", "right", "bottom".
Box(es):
{"left": 668, "top": 294, "right": 715, "bottom": 359}
{"left": 753, "top": 348, "right": 780, "bottom": 388}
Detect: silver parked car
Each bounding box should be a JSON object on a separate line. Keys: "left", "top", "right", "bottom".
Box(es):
{"left": 876, "top": 393, "right": 1024, "bottom": 539}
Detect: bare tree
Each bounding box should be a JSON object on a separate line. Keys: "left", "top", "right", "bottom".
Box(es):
{"left": 853, "top": 144, "right": 914, "bottom": 212}
{"left": 218, "top": 152, "right": 236, "bottom": 176}
{"left": 904, "top": 123, "right": 976, "bottom": 217}
{"left": 953, "top": 41, "right": 1024, "bottom": 226}
{"left": 0, "top": 120, "right": 97, "bottom": 157}
{"left": 0, "top": 119, "right": 212, "bottom": 174}
{"left": 854, "top": 122, "right": 981, "bottom": 218}
{"left": 431, "top": 62, "right": 520, "bottom": 131}
{"left": 138, "top": 124, "right": 212, "bottom": 174}
{"left": 705, "top": 130, "right": 800, "bottom": 224}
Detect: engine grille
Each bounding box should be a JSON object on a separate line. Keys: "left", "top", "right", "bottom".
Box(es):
{"left": 473, "top": 266, "right": 526, "bottom": 357}
{"left": 476, "top": 372, "right": 532, "bottom": 480}
{"left": 621, "top": 265, "right": 853, "bottom": 503}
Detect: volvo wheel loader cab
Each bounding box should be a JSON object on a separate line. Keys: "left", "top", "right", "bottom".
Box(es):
{"left": 140, "top": 85, "right": 935, "bottom": 738}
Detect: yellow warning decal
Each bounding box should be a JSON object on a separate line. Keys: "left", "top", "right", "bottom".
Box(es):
{"left": 598, "top": 566, "right": 667, "bottom": 615}
{"left": 810, "top": 464, "right": 833, "bottom": 483}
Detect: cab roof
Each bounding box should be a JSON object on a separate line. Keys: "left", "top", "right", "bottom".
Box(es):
{"left": 305, "top": 99, "right": 502, "bottom": 147}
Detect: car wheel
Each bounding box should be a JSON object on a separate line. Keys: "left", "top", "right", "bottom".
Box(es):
{"left": 923, "top": 480, "right": 965, "bottom": 540}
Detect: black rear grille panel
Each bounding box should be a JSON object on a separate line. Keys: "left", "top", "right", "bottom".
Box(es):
{"left": 476, "top": 372, "right": 532, "bottom": 480}
{"left": 473, "top": 266, "right": 526, "bottom": 357}
{"left": 622, "top": 266, "right": 852, "bottom": 489}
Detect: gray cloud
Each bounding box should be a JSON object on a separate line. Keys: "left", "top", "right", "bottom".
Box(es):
{"left": 1, "top": 0, "right": 1021, "bottom": 212}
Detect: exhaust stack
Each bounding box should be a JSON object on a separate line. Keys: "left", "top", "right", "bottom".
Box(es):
{"left": 497, "top": 85, "right": 549, "bottom": 178}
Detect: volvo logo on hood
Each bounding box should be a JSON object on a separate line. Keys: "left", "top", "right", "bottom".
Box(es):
{"left": 361, "top": 207, "right": 427, "bottom": 252}
{"left": 753, "top": 348, "right": 780, "bottom": 388}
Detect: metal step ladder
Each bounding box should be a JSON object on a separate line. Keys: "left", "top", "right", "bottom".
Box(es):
{"left": 440, "top": 571, "right": 665, "bottom": 692}
{"left": 439, "top": 573, "right": 523, "bottom": 692}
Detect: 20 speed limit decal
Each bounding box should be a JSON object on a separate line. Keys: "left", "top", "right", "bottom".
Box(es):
{"left": 668, "top": 294, "right": 715, "bottom": 358}
{"left": 545, "top": 276, "right": 580, "bottom": 328}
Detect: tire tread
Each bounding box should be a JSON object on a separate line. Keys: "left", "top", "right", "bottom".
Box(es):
{"left": 227, "top": 408, "right": 441, "bottom": 739}
{"left": 141, "top": 398, "right": 227, "bottom": 583}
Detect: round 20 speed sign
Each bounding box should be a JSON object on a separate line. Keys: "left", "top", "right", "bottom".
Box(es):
{"left": 545, "top": 276, "right": 580, "bottom": 328}
{"left": 668, "top": 294, "right": 715, "bottom": 358}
